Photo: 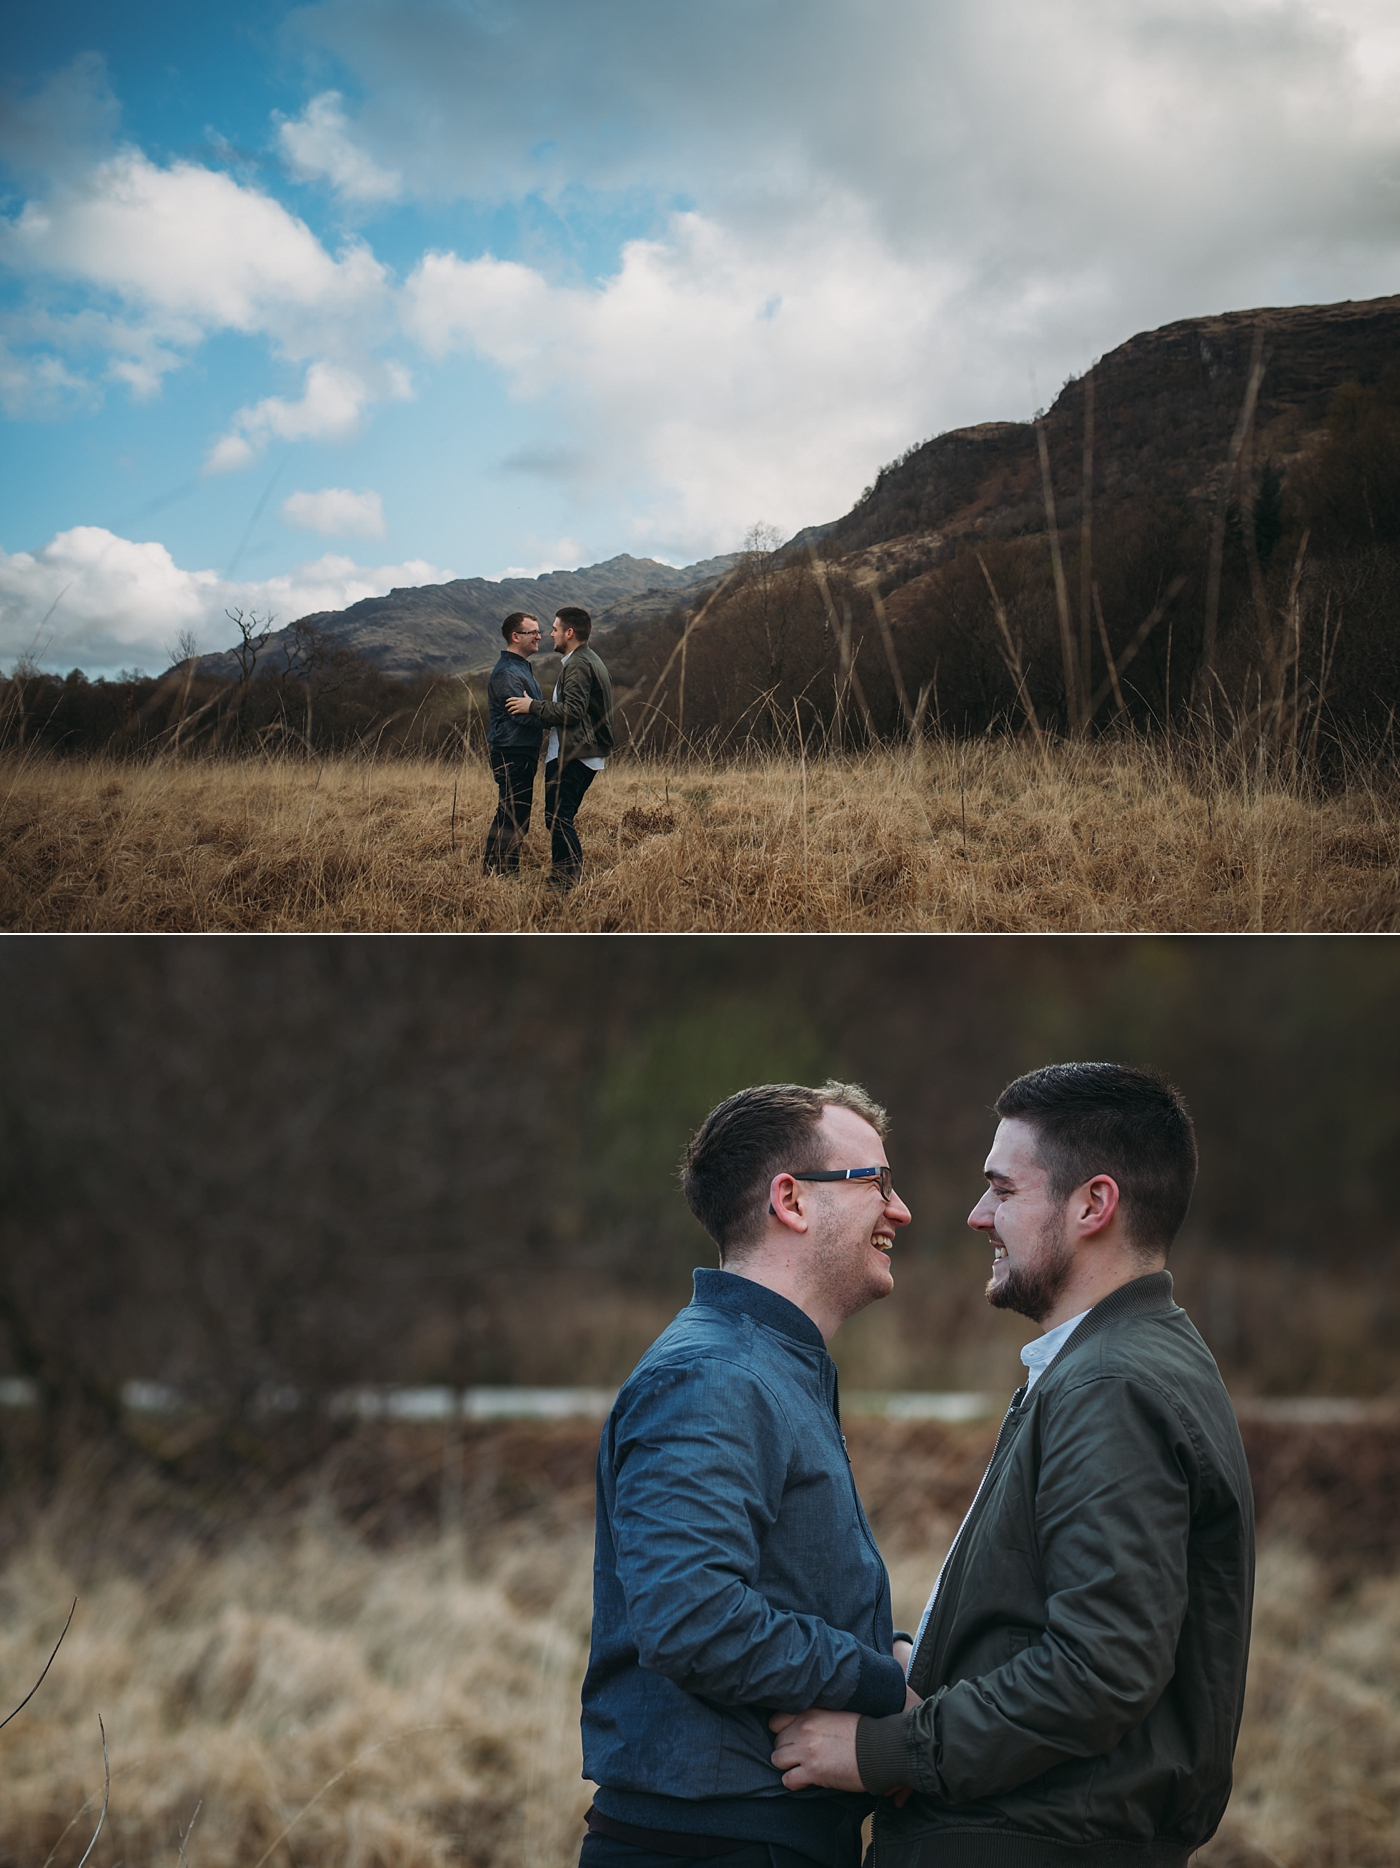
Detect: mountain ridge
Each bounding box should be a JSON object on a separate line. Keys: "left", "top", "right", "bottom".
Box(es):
{"left": 197, "top": 551, "right": 742, "bottom": 682}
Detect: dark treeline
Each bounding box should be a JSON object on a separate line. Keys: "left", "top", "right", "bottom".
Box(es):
{"left": 1, "top": 938, "right": 1396, "bottom": 1488}
{"left": 0, "top": 623, "right": 490, "bottom": 760}
{"left": 616, "top": 372, "right": 1400, "bottom": 766}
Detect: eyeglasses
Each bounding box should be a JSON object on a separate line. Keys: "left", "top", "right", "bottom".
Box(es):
{"left": 792, "top": 1166, "right": 895, "bottom": 1199}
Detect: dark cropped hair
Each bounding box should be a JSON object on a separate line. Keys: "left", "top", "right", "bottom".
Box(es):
{"left": 681, "top": 1080, "right": 888, "bottom": 1262}
{"left": 995, "top": 1062, "right": 1196, "bottom": 1255}
{"left": 555, "top": 606, "right": 592, "bottom": 640}
{"left": 502, "top": 611, "right": 538, "bottom": 642}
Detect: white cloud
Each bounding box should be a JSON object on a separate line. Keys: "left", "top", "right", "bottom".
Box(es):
{"left": 281, "top": 486, "right": 387, "bottom": 537}
{"left": 0, "top": 526, "right": 449, "bottom": 677}
{"left": 0, "top": 338, "right": 95, "bottom": 417}
{"left": 299, "top": 0, "right": 1400, "bottom": 266}
{"left": 404, "top": 206, "right": 972, "bottom": 555}
{"left": 0, "top": 144, "right": 404, "bottom": 453}
{"left": 277, "top": 92, "right": 403, "bottom": 203}
{"left": 2, "top": 149, "right": 389, "bottom": 341}
{"left": 206, "top": 361, "right": 373, "bottom": 471}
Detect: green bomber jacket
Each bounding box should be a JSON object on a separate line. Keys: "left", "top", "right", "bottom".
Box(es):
{"left": 858, "top": 1271, "right": 1254, "bottom": 1868}
{"left": 528, "top": 643, "right": 615, "bottom": 767}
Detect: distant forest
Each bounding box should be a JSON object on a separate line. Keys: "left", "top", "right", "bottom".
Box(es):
{"left": 3, "top": 369, "right": 1398, "bottom": 767}
{"left": 1, "top": 937, "right": 1395, "bottom": 1486}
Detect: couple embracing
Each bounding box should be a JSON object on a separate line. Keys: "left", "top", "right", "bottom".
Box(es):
{"left": 580, "top": 1064, "right": 1254, "bottom": 1868}
{"left": 483, "top": 607, "right": 614, "bottom": 890}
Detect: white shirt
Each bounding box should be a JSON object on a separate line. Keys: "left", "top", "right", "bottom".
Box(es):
{"left": 1020, "top": 1308, "right": 1091, "bottom": 1393}
{"left": 908, "top": 1308, "right": 1092, "bottom": 1660}
{"left": 544, "top": 647, "right": 606, "bottom": 771}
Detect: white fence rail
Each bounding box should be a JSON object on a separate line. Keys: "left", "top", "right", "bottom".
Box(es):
{"left": 0, "top": 1378, "right": 1386, "bottom": 1424}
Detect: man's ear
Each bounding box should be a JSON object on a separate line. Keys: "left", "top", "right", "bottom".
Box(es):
{"left": 1074, "top": 1174, "right": 1120, "bottom": 1238}
{"left": 768, "top": 1173, "right": 809, "bottom": 1234}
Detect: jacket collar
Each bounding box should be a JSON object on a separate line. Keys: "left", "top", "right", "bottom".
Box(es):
{"left": 690, "top": 1267, "right": 826, "bottom": 1351}
{"left": 1054, "top": 1267, "right": 1176, "bottom": 1364}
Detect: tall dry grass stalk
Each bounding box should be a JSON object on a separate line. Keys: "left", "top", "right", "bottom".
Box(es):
{"left": 2, "top": 1502, "right": 1394, "bottom": 1868}
{"left": 1, "top": 735, "right": 1395, "bottom": 930}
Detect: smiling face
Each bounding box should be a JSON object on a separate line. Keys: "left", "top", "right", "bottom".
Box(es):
{"left": 804, "top": 1103, "right": 912, "bottom": 1324}
{"left": 968, "top": 1116, "right": 1076, "bottom": 1325}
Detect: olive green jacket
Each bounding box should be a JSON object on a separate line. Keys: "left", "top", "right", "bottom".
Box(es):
{"left": 858, "top": 1272, "right": 1254, "bottom": 1868}
{"left": 528, "top": 644, "right": 615, "bottom": 767}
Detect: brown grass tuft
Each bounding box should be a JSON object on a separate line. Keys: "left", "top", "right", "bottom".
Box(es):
{"left": 1, "top": 739, "right": 1396, "bottom": 929}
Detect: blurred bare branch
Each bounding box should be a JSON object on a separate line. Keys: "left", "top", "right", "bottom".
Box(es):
{"left": 0, "top": 1597, "right": 76, "bottom": 1732}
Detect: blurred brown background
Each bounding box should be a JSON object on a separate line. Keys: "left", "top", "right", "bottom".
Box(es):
{"left": 1, "top": 934, "right": 1395, "bottom": 1471}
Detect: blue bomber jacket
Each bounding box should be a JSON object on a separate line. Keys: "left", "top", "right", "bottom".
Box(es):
{"left": 581, "top": 1268, "right": 907, "bottom": 1865}
{"left": 485, "top": 648, "right": 543, "bottom": 754}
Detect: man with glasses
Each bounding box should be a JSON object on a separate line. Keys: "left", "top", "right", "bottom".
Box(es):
{"left": 580, "top": 1081, "right": 917, "bottom": 1868}
{"left": 482, "top": 611, "right": 543, "bottom": 875}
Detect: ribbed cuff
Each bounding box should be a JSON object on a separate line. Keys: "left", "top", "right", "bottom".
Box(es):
{"left": 847, "top": 1649, "right": 909, "bottom": 1717}
{"left": 855, "top": 1709, "right": 914, "bottom": 1793}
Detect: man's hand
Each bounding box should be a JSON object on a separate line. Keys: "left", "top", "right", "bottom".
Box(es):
{"left": 504, "top": 696, "right": 533, "bottom": 715}
{"left": 768, "top": 1708, "right": 864, "bottom": 1792}
{"left": 893, "top": 1638, "right": 913, "bottom": 1674}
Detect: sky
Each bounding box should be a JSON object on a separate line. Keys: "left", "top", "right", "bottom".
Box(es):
{"left": 1, "top": 0, "right": 1398, "bottom": 676}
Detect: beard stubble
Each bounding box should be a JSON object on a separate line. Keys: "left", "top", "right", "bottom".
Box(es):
{"left": 985, "top": 1215, "right": 1075, "bottom": 1325}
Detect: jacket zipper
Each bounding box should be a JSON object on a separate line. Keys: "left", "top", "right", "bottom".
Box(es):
{"left": 911, "top": 1390, "right": 1028, "bottom": 1696}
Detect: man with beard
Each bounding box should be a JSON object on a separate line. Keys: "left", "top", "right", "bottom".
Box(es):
{"left": 580, "top": 1081, "right": 917, "bottom": 1868}
{"left": 770, "top": 1062, "right": 1255, "bottom": 1868}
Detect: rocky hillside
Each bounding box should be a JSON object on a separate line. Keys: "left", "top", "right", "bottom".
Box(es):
{"left": 819, "top": 292, "right": 1400, "bottom": 586}
{"left": 199, "top": 551, "right": 741, "bottom": 681}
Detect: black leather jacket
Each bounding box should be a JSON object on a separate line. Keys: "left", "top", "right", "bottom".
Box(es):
{"left": 859, "top": 1272, "right": 1254, "bottom": 1868}
{"left": 486, "top": 649, "right": 543, "bottom": 754}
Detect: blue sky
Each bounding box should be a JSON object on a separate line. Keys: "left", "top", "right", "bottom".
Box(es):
{"left": 2, "top": 0, "right": 1398, "bottom": 675}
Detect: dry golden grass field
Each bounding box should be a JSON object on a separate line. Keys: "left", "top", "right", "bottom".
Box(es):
{"left": 1, "top": 739, "right": 1396, "bottom": 930}
{"left": 2, "top": 1419, "right": 1397, "bottom": 1868}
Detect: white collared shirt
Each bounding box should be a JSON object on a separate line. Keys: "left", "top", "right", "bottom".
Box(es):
{"left": 1020, "top": 1308, "right": 1091, "bottom": 1392}
{"left": 544, "top": 647, "right": 606, "bottom": 771}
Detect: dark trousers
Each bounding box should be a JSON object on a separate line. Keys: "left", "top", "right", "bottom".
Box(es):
{"left": 483, "top": 749, "right": 538, "bottom": 872}
{"left": 544, "top": 756, "right": 597, "bottom": 884}
{"left": 580, "top": 1839, "right": 828, "bottom": 1868}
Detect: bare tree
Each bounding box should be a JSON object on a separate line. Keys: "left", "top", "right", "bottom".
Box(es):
{"left": 283, "top": 618, "right": 334, "bottom": 748}
{"left": 226, "top": 607, "right": 274, "bottom": 743}
{"left": 164, "top": 626, "right": 202, "bottom": 673}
